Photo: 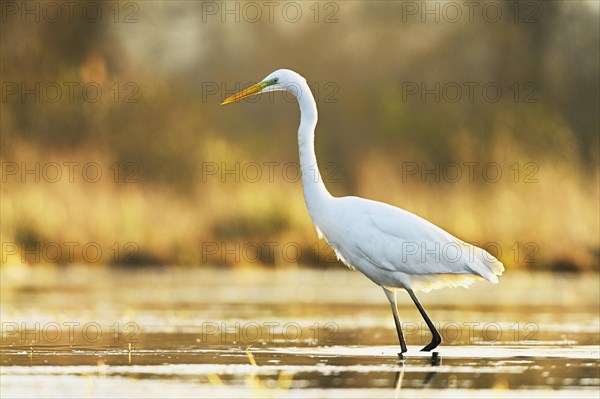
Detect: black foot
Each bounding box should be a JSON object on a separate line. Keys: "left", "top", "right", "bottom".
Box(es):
{"left": 420, "top": 334, "right": 442, "bottom": 352}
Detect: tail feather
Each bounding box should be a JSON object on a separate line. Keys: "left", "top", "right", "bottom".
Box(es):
{"left": 464, "top": 243, "right": 504, "bottom": 283}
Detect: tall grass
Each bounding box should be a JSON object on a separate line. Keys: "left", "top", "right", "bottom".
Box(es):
{"left": 2, "top": 132, "right": 597, "bottom": 271}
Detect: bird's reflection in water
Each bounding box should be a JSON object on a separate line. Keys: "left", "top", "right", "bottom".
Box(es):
{"left": 394, "top": 352, "right": 441, "bottom": 396}
{"left": 423, "top": 352, "right": 441, "bottom": 386}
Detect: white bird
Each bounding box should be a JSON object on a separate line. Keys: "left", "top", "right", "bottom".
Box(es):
{"left": 221, "top": 69, "right": 504, "bottom": 354}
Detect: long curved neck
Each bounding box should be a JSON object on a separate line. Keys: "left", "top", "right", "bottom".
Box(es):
{"left": 296, "top": 80, "right": 332, "bottom": 215}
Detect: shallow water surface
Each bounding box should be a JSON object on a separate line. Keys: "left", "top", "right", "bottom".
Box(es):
{"left": 1, "top": 266, "right": 599, "bottom": 398}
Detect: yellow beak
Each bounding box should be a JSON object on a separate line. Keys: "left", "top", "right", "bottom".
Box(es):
{"left": 221, "top": 81, "right": 268, "bottom": 105}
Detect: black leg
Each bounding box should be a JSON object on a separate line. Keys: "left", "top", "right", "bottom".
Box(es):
{"left": 383, "top": 288, "right": 407, "bottom": 354}
{"left": 406, "top": 289, "right": 441, "bottom": 351}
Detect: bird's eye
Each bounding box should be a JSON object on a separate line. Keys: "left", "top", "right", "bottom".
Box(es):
{"left": 273, "top": 78, "right": 279, "bottom": 83}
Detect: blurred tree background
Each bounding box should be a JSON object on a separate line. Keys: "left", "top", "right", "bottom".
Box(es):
{"left": 1, "top": 0, "right": 598, "bottom": 270}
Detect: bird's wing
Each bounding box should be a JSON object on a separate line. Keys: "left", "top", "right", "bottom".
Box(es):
{"left": 333, "top": 197, "right": 502, "bottom": 280}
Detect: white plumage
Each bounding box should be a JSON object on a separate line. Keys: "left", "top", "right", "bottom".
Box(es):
{"left": 316, "top": 196, "right": 503, "bottom": 292}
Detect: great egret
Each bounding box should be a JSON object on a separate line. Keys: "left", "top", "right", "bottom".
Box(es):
{"left": 221, "top": 69, "right": 504, "bottom": 353}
